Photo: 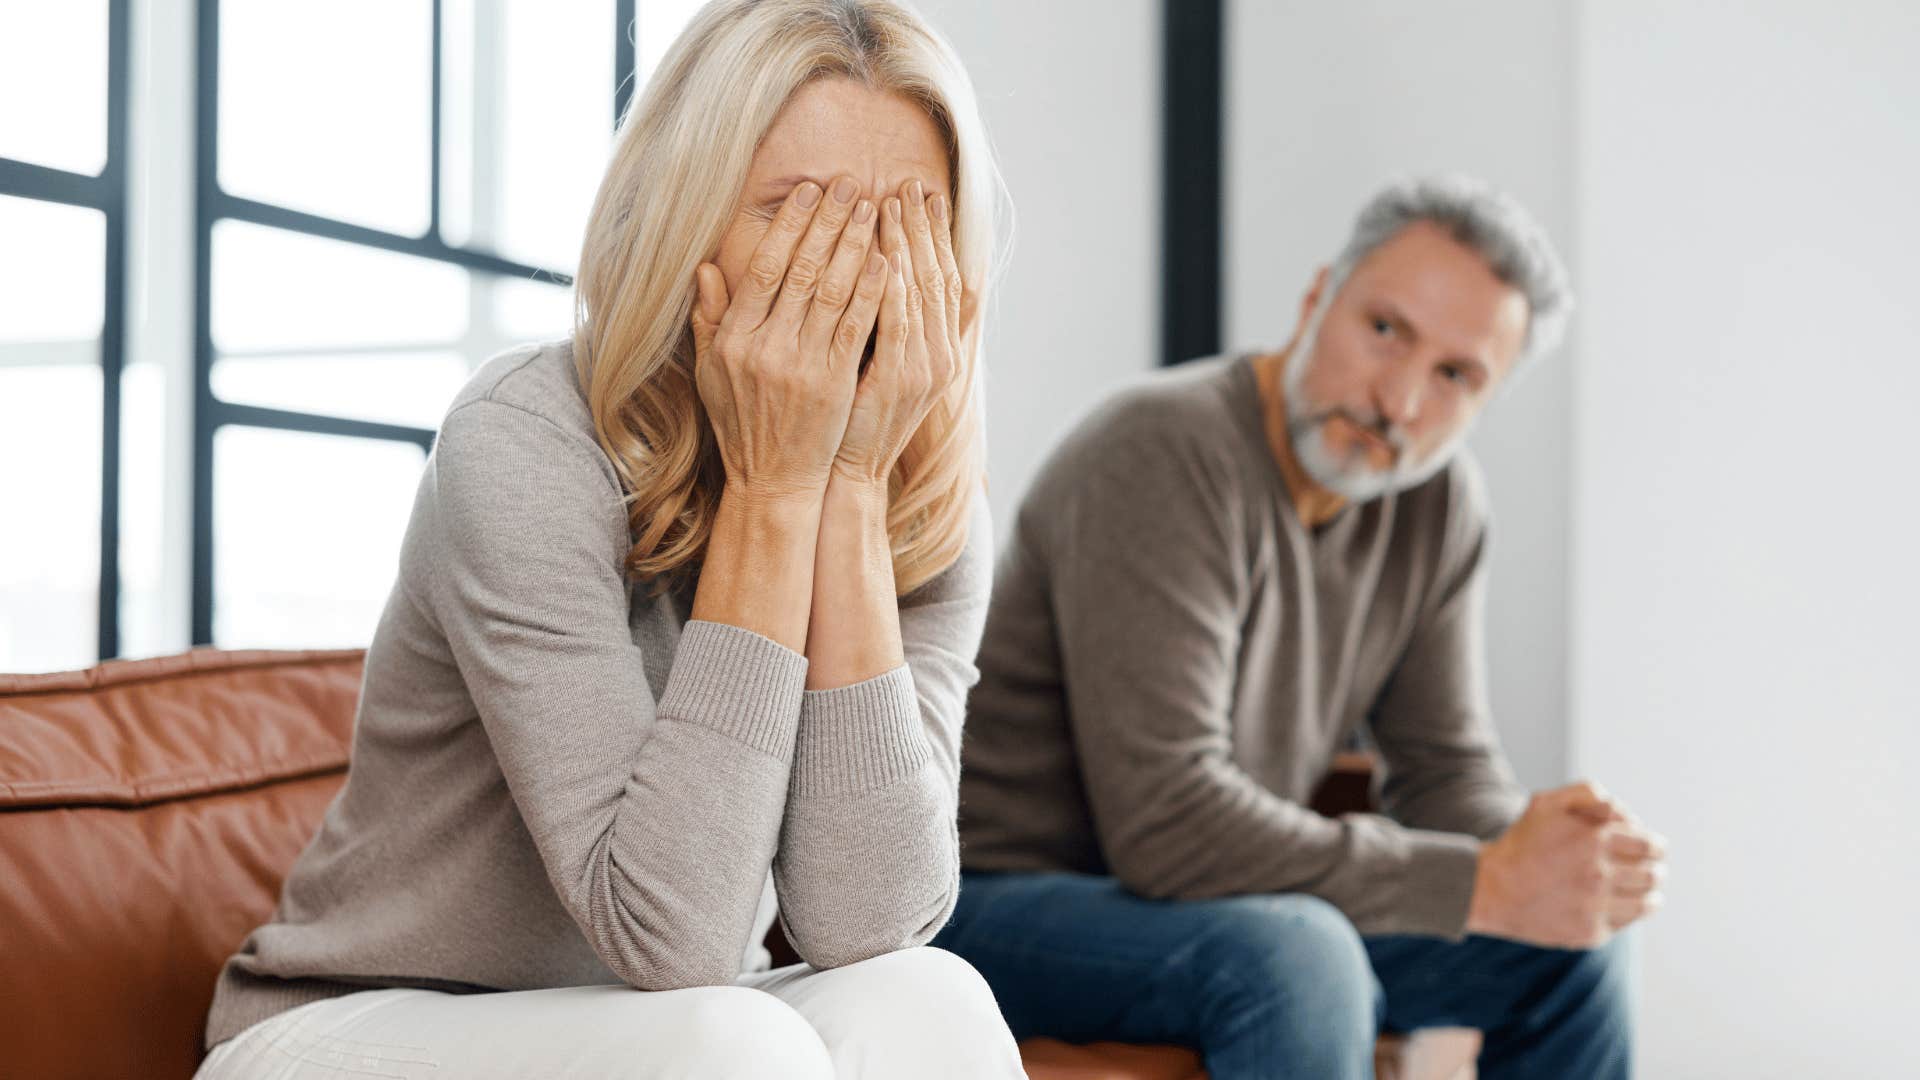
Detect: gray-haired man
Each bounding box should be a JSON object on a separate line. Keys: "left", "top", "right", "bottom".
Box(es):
{"left": 931, "top": 176, "right": 1664, "bottom": 1078}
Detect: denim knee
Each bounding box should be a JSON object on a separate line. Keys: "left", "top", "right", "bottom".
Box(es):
{"left": 1185, "top": 893, "right": 1379, "bottom": 1051}
{"left": 1563, "top": 932, "right": 1636, "bottom": 1035}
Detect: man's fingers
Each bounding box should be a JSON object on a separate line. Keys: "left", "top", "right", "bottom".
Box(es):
{"left": 799, "top": 196, "right": 878, "bottom": 351}
{"left": 1558, "top": 779, "right": 1625, "bottom": 825}
{"left": 769, "top": 175, "right": 859, "bottom": 333}
{"left": 1610, "top": 861, "right": 1665, "bottom": 896}
{"left": 1607, "top": 890, "right": 1663, "bottom": 929}
{"left": 726, "top": 181, "right": 823, "bottom": 332}
{"left": 1605, "top": 826, "right": 1668, "bottom": 863}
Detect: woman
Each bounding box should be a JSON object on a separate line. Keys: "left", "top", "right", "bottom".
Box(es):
{"left": 195, "top": 1, "right": 1021, "bottom": 1076}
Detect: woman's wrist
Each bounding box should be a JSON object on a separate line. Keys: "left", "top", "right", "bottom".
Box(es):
{"left": 822, "top": 470, "right": 891, "bottom": 516}
{"left": 691, "top": 485, "right": 825, "bottom": 652}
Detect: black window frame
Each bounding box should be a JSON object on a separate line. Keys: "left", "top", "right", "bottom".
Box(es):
{"left": 187, "top": 0, "right": 641, "bottom": 645}
{"left": 0, "top": 0, "right": 132, "bottom": 661}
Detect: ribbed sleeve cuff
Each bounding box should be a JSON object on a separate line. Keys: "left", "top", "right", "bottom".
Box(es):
{"left": 1393, "top": 831, "right": 1484, "bottom": 940}
{"left": 789, "top": 664, "right": 933, "bottom": 797}
{"left": 655, "top": 620, "right": 809, "bottom": 759}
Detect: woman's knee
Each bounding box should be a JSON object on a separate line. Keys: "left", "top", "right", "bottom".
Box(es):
{"left": 798, "top": 947, "right": 1023, "bottom": 1078}
{"left": 656, "top": 986, "right": 835, "bottom": 1080}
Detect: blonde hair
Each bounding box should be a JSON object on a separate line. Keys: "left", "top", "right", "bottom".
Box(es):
{"left": 572, "top": 0, "right": 1006, "bottom": 595}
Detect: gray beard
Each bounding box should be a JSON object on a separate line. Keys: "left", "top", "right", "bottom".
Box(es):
{"left": 1280, "top": 310, "right": 1470, "bottom": 502}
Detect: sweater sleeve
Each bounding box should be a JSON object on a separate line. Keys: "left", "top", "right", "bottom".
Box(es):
{"left": 1368, "top": 464, "right": 1528, "bottom": 840}
{"left": 425, "top": 399, "right": 806, "bottom": 990}
{"left": 770, "top": 494, "right": 993, "bottom": 968}
{"left": 1048, "top": 414, "right": 1483, "bottom": 939}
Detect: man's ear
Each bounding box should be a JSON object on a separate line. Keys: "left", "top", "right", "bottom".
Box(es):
{"left": 1277, "top": 266, "right": 1333, "bottom": 357}
{"left": 1302, "top": 265, "right": 1331, "bottom": 322}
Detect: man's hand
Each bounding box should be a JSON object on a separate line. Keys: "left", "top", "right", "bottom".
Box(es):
{"left": 1464, "top": 781, "right": 1667, "bottom": 949}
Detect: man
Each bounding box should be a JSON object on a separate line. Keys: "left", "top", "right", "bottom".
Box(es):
{"left": 932, "top": 176, "right": 1665, "bottom": 1078}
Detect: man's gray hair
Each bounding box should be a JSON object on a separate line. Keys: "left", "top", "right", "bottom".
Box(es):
{"left": 1331, "top": 174, "right": 1573, "bottom": 369}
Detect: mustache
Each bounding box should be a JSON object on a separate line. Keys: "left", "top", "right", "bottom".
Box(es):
{"left": 1291, "top": 405, "right": 1410, "bottom": 454}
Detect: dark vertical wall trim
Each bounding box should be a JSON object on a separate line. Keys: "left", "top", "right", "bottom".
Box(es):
{"left": 1160, "top": 0, "right": 1224, "bottom": 367}
{"left": 96, "top": 0, "right": 132, "bottom": 659}
{"left": 614, "top": 0, "right": 637, "bottom": 128}
{"left": 191, "top": 0, "right": 220, "bottom": 645}
{"left": 429, "top": 0, "right": 443, "bottom": 236}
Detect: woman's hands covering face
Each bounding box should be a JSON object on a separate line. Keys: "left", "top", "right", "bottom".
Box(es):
{"left": 690, "top": 176, "right": 963, "bottom": 501}
{"left": 833, "top": 178, "right": 966, "bottom": 486}
{"left": 690, "top": 176, "right": 883, "bottom": 502}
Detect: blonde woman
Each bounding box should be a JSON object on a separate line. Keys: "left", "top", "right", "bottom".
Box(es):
{"left": 195, "top": 2, "right": 1021, "bottom": 1076}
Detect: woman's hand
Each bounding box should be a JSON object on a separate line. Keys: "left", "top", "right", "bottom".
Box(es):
{"left": 690, "top": 176, "right": 888, "bottom": 504}
{"left": 834, "top": 179, "right": 966, "bottom": 487}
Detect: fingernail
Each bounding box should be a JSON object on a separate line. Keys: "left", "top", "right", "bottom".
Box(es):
{"left": 886, "top": 198, "right": 902, "bottom": 222}
{"left": 866, "top": 252, "right": 885, "bottom": 276}
{"left": 831, "top": 176, "right": 857, "bottom": 204}
{"left": 890, "top": 251, "right": 904, "bottom": 275}
{"left": 930, "top": 193, "right": 948, "bottom": 221}
{"left": 796, "top": 182, "right": 821, "bottom": 207}
{"left": 854, "top": 199, "right": 874, "bottom": 223}
{"left": 907, "top": 179, "right": 924, "bottom": 203}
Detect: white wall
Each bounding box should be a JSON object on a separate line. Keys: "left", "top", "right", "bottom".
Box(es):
{"left": 1572, "top": 2, "right": 1920, "bottom": 1074}
{"left": 1224, "top": 0, "right": 1578, "bottom": 789}
{"left": 911, "top": 0, "right": 1161, "bottom": 530}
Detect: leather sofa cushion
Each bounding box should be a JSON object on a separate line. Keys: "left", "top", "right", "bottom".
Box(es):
{"left": 0, "top": 649, "right": 364, "bottom": 1080}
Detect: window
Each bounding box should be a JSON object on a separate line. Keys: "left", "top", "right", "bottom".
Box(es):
{"left": 0, "top": 0, "right": 126, "bottom": 672}
{"left": 0, "top": 0, "right": 703, "bottom": 671}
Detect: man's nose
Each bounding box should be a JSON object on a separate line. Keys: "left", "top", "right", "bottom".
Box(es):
{"left": 1371, "top": 356, "right": 1425, "bottom": 429}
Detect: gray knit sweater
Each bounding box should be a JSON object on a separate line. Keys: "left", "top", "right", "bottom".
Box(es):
{"left": 205, "top": 342, "right": 991, "bottom": 1048}
{"left": 957, "top": 354, "right": 1526, "bottom": 938}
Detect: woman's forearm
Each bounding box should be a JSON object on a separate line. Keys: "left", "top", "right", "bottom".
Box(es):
{"left": 803, "top": 474, "right": 905, "bottom": 688}
{"left": 690, "top": 487, "right": 824, "bottom": 654}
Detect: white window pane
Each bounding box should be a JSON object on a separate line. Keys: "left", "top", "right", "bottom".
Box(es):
{"left": 212, "top": 220, "right": 468, "bottom": 352}
{"left": 490, "top": 277, "right": 574, "bottom": 343}
{"left": 0, "top": 195, "right": 103, "bottom": 673}
{"left": 218, "top": 0, "right": 433, "bottom": 235}
{"left": 0, "top": 196, "right": 105, "bottom": 342}
{"left": 213, "top": 350, "right": 470, "bottom": 430}
{"left": 213, "top": 427, "right": 424, "bottom": 650}
{"left": 439, "top": 0, "right": 478, "bottom": 248}
{"left": 494, "top": 0, "right": 615, "bottom": 272}
{"left": 636, "top": 0, "right": 708, "bottom": 89}
{"left": 0, "top": 0, "right": 108, "bottom": 175}
{"left": 0, "top": 364, "right": 101, "bottom": 674}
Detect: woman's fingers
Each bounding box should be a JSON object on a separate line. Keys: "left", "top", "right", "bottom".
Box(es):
{"left": 726, "top": 181, "right": 823, "bottom": 334}
{"left": 901, "top": 179, "right": 949, "bottom": 333}
{"left": 880, "top": 196, "right": 924, "bottom": 345}
{"left": 689, "top": 263, "right": 730, "bottom": 358}
{"left": 768, "top": 176, "right": 859, "bottom": 334}
{"left": 799, "top": 195, "right": 878, "bottom": 354}
{"left": 874, "top": 249, "right": 910, "bottom": 376}
{"left": 928, "top": 191, "right": 964, "bottom": 334}
{"left": 829, "top": 250, "right": 889, "bottom": 375}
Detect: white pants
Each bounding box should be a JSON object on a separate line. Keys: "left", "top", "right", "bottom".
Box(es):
{"left": 196, "top": 947, "right": 1024, "bottom": 1079}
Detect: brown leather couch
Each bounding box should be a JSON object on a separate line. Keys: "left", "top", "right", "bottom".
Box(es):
{"left": 0, "top": 649, "right": 1477, "bottom": 1079}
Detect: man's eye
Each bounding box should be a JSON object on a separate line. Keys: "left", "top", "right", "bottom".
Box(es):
{"left": 1439, "top": 365, "right": 1469, "bottom": 385}
{"left": 1371, "top": 317, "right": 1394, "bottom": 337}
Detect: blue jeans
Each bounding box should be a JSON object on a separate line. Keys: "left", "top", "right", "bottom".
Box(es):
{"left": 932, "top": 871, "right": 1633, "bottom": 1080}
